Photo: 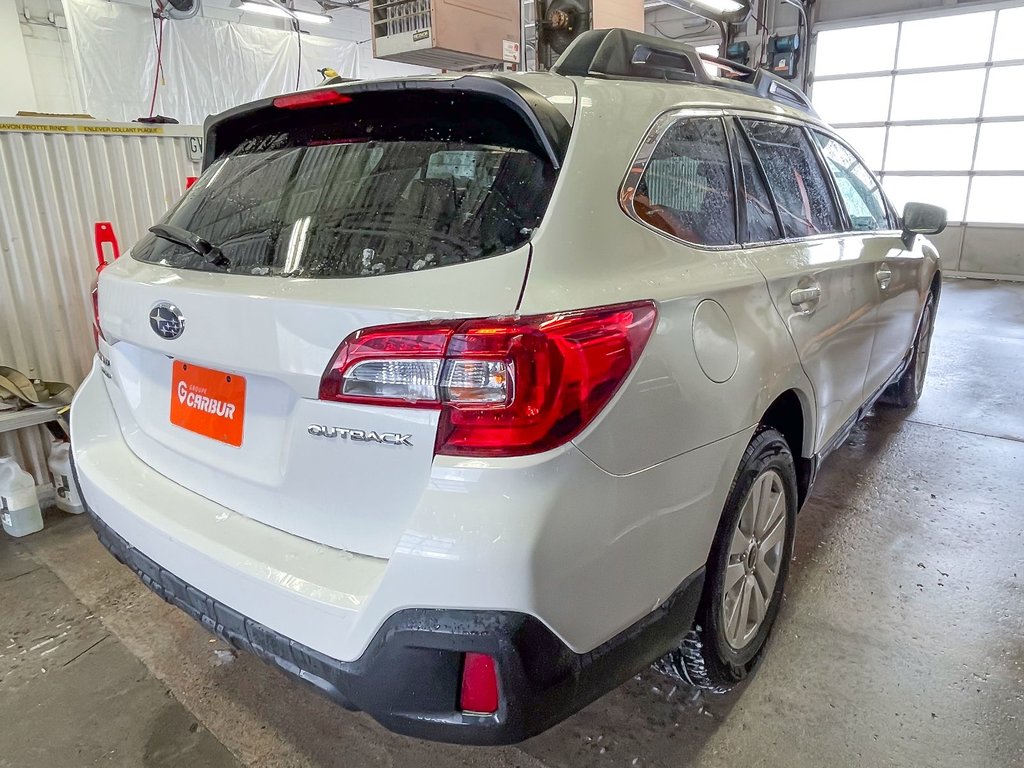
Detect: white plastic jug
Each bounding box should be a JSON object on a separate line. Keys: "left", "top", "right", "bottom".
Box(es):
{"left": 48, "top": 442, "right": 83, "bottom": 515}
{"left": 0, "top": 456, "right": 44, "bottom": 537}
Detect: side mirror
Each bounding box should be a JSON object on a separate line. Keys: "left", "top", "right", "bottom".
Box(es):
{"left": 902, "top": 202, "right": 947, "bottom": 249}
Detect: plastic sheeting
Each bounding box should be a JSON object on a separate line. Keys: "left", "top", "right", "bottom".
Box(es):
{"left": 64, "top": 0, "right": 359, "bottom": 125}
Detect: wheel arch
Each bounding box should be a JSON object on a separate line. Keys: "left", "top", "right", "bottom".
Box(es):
{"left": 759, "top": 388, "right": 815, "bottom": 508}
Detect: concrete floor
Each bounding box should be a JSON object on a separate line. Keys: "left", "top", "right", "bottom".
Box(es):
{"left": 2, "top": 278, "right": 1022, "bottom": 768}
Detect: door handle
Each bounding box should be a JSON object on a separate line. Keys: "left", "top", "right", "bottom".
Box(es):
{"left": 790, "top": 284, "right": 822, "bottom": 311}
{"left": 876, "top": 265, "right": 893, "bottom": 290}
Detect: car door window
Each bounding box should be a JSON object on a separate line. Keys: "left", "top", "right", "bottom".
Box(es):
{"left": 632, "top": 117, "right": 737, "bottom": 246}
{"left": 733, "top": 127, "right": 783, "bottom": 242}
{"left": 813, "top": 132, "right": 892, "bottom": 231}
{"left": 741, "top": 120, "right": 842, "bottom": 239}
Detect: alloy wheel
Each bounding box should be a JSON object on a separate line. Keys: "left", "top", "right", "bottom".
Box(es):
{"left": 721, "top": 469, "right": 788, "bottom": 651}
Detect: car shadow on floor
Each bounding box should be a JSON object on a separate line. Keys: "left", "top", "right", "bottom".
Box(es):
{"left": 790, "top": 404, "right": 907, "bottom": 571}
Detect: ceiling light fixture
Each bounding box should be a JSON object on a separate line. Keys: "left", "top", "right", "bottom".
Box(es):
{"left": 645, "top": 0, "right": 749, "bottom": 22}
{"left": 237, "top": 1, "right": 333, "bottom": 24}
{"left": 689, "top": 0, "right": 744, "bottom": 12}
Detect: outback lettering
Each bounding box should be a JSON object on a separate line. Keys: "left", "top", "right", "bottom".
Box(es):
{"left": 307, "top": 425, "right": 413, "bottom": 446}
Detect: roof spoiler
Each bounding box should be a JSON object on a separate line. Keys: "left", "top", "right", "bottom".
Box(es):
{"left": 551, "top": 29, "right": 818, "bottom": 118}
{"left": 202, "top": 76, "right": 574, "bottom": 171}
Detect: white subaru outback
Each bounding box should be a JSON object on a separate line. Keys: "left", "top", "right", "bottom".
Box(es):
{"left": 72, "top": 29, "right": 946, "bottom": 744}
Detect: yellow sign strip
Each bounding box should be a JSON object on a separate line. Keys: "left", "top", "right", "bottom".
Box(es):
{"left": 0, "top": 122, "right": 167, "bottom": 136}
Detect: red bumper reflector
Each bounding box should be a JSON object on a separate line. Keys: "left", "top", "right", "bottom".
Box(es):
{"left": 273, "top": 91, "right": 353, "bottom": 109}
{"left": 460, "top": 653, "right": 499, "bottom": 715}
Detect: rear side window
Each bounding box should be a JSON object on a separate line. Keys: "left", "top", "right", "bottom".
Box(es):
{"left": 734, "top": 129, "right": 782, "bottom": 243}
{"left": 632, "top": 117, "right": 737, "bottom": 246}
{"left": 741, "top": 120, "right": 841, "bottom": 239}
{"left": 132, "top": 94, "right": 557, "bottom": 278}
{"left": 813, "top": 132, "right": 892, "bottom": 231}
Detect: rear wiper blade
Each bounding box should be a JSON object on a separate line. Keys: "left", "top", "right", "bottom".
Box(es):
{"left": 149, "top": 224, "right": 231, "bottom": 271}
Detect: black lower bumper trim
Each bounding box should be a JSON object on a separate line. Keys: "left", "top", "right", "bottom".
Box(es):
{"left": 86, "top": 509, "right": 704, "bottom": 744}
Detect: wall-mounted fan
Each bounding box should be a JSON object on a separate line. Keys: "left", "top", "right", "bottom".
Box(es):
{"left": 159, "top": 0, "right": 201, "bottom": 21}
{"left": 537, "top": 0, "right": 592, "bottom": 70}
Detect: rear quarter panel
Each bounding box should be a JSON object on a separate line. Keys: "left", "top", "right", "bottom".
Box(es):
{"left": 520, "top": 79, "right": 816, "bottom": 476}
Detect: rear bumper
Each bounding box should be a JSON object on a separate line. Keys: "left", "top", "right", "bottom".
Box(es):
{"left": 71, "top": 358, "right": 735, "bottom": 742}
{"left": 87, "top": 506, "right": 702, "bottom": 744}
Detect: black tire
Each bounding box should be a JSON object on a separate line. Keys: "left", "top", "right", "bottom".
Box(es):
{"left": 655, "top": 427, "right": 798, "bottom": 692}
{"left": 882, "top": 291, "right": 937, "bottom": 409}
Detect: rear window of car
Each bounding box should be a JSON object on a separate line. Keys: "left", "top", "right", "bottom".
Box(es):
{"left": 132, "top": 93, "right": 558, "bottom": 278}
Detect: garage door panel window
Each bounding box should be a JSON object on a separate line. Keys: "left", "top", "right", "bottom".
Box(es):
{"left": 883, "top": 177, "right": 969, "bottom": 224}
{"left": 890, "top": 70, "right": 987, "bottom": 122}
{"left": 896, "top": 11, "right": 995, "bottom": 70}
{"left": 984, "top": 66, "right": 1024, "bottom": 118}
{"left": 814, "top": 133, "right": 890, "bottom": 232}
{"left": 885, "top": 124, "right": 978, "bottom": 173}
{"left": 814, "top": 8, "right": 1024, "bottom": 227}
{"left": 992, "top": 6, "right": 1024, "bottom": 61}
{"left": 742, "top": 120, "right": 841, "bottom": 239}
{"left": 967, "top": 178, "right": 1024, "bottom": 225}
{"left": 633, "top": 117, "right": 738, "bottom": 247}
{"left": 974, "top": 122, "right": 1024, "bottom": 172}
{"left": 812, "top": 77, "right": 893, "bottom": 125}
{"left": 814, "top": 24, "right": 899, "bottom": 77}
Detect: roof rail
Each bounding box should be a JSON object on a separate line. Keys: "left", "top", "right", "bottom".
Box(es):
{"left": 551, "top": 29, "right": 711, "bottom": 85}
{"left": 696, "top": 52, "right": 759, "bottom": 82}
{"left": 551, "top": 29, "right": 818, "bottom": 118}
{"left": 750, "top": 69, "right": 817, "bottom": 116}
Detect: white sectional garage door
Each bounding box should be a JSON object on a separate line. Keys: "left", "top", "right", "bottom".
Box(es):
{"left": 811, "top": 4, "right": 1024, "bottom": 278}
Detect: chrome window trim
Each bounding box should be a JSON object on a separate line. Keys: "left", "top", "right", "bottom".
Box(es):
{"left": 729, "top": 115, "right": 786, "bottom": 245}
{"left": 619, "top": 106, "right": 906, "bottom": 252}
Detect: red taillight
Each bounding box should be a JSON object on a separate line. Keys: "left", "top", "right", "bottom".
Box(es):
{"left": 273, "top": 90, "right": 353, "bottom": 109}
{"left": 318, "top": 323, "right": 456, "bottom": 409}
{"left": 460, "top": 653, "right": 499, "bottom": 715}
{"left": 317, "top": 302, "right": 658, "bottom": 457}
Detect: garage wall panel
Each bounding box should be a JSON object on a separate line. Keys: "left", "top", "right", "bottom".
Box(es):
{"left": 0, "top": 118, "right": 202, "bottom": 484}
{"left": 960, "top": 227, "right": 1024, "bottom": 278}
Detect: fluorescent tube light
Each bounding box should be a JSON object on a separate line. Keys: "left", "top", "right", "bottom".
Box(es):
{"left": 689, "top": 0, "right": 744, "bottom": 12}
{"left": 238, "top": 1, "right": 332, "bottom": 24}
{"left": 646, "top": 0, "right": 749, "bottom": 22}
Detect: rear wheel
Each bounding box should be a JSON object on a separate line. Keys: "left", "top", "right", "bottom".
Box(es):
{"left": 655, "top": 427, "right": 797, "bottom": 692}
{"left": 883, "top": 291, "right": 936, "bottom": 409}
